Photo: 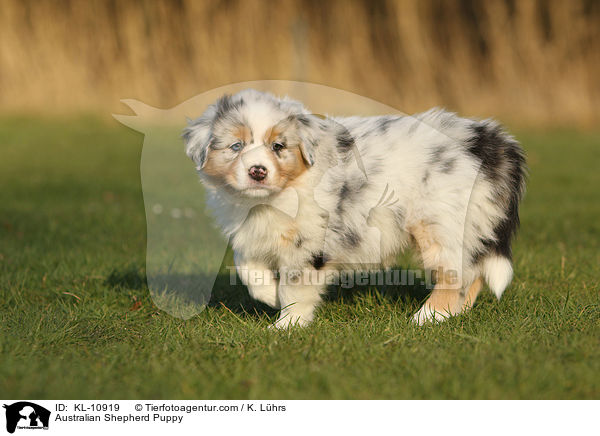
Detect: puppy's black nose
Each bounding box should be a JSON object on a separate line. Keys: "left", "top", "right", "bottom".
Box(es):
{"left": 248, "top": 165, "right": 267, "bottom": 181}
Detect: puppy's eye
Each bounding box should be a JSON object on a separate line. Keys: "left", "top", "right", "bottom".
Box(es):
{"left": 272, "top": 142, "right": 285, "bottom": 152}
{"left": 230, "top": 142, "right": 243, "bottom": 152}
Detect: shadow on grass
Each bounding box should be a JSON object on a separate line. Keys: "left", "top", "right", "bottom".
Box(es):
{"left": 323, "top": 269, "right": 429, "bottom": 307}
{"left": 106, "top": 267, "right": 147, "bottom": 290}
{"left": 105, "top": 262, "right": 430, "bottom": 320}
{"left": 105, "top": 265, "right": 277, "bottom": 317}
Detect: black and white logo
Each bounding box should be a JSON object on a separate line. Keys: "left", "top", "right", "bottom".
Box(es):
{"left": 3, "top": 402, "right": 50, "bottom": 434}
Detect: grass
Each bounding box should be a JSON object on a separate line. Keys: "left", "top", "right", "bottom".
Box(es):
{"left": 0, "top": 116, "right": 599, "bottom": 399}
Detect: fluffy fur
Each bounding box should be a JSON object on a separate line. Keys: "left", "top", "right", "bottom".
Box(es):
{"left": 183, "top": 89, "right": 526, "bottom": 327}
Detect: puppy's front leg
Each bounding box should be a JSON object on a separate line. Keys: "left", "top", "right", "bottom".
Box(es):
{"left": 274, "top": 269, "right": 325, "bottom": 328}
{"left": 234, "top": 252, "right": 280, "bottom": 308}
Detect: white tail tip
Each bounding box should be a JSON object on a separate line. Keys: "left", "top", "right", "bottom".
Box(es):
{"left": 482, "top": 255, "right": 513, "bottom": 299}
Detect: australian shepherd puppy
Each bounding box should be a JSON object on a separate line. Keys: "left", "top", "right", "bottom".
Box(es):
{"left": 183, "top": 89, "right": 526, "bottom": 328}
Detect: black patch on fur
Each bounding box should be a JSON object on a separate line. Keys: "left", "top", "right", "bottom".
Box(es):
{"left": 467, "top": 123, "right": 507, "bottom": 181}
{"left": 428, "top": 145, "right": 447, "bottom": 165}
{"left": 342, "top": 228, "right": 361, "bottom": 248}
{"left": 468, "top": 122, "right": 527, "bottom": 263}
{"left": 197, "top": 146, "right": 208, "bottom": 167}
{"left": 213, "top": 95, "right": 245, "bottom": 125}
{"left": 310, "top": 252, "right": 329, "bottom": 270}
{"left": 329, "top": 223, "right": 362, "bottom": 248}
{"left": 296, "top": 114, "right": 311, "bottom": 126}
{"left": 339, "top": 182, "right": 351, "bottom": 199}
{"left": 440, "top": 157, "right": 456, "bottom": 173}
{"left": 215, "top": 95, "right": 234, "bottom": 114}
{"left": 336, "top": 131, "right": 355, "bottom": 152}
{"left": 336, "top": 180, "right": 367, "bottom": 214}
{"left": 377, "top": 117, "right": 399, "bottom": 134}
{"left": 421, "top": 170, "right": 430, "bottom": 184}
{"left": 475, "top": 185, "right": 523, "bottom": 262}
{"left": 336, "top": 183, "right": 351, "bottom": 213}
{"left": 294, "top": 235, "right": 304, "bottom": 248}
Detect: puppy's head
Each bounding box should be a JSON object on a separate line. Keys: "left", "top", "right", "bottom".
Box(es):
{"left": 184, "top": 90, "right": 323, "bottom": 198}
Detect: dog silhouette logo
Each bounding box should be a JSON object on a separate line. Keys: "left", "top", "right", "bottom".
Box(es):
{"left": 113, "top": 81, "right": 407, "bottom": 321}
{"left": 3, "top": 402, "right": 50, "bottom": 433}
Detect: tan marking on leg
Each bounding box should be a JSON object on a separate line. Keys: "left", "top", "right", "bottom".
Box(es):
{"left": 462, "top": 277, "right": 483, "bottom": 311}
{"left": 408, "top": 221, "right": 441, "bottom": 267}
{"left": 422, "top": 275, "right": 464, "bottom": 317}
{"left": 410, "top": 221, "right": 466, "bottom": 323}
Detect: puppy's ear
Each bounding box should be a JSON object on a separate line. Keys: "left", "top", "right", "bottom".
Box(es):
{"left": 183, "top": 95, "right": 237, "bottom": 168}
{"left": 183, "top": 108, "right": 216, "bottom": 169}
{"left": 293, "top": 113, "right": 327, "bottom": 166}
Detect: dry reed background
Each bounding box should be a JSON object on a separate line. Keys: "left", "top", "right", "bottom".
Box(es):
{"left": 0, "top": 0, "right": 598, "bottom": 125}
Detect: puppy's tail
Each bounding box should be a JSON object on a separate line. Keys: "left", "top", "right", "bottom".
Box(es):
{"left": 468, "top": 119, "right": 526, "bottom": 300}
{"left": 481, "top": 255, "right": 513, "bottom": 299}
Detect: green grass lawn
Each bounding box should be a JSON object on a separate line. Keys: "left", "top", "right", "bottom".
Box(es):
{"left": 1, "top": 117, "right": 599, "bottom": 399}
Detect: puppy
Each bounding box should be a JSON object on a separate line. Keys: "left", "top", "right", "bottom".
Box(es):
{"left": 183, "top": 89, "right": 526, "bottom": 327}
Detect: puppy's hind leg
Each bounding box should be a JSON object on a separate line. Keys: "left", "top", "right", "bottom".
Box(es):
{"left": 414, "top": 273, "right": 483, "bottom": 324}
{"left": 461, "top": 276, "right": 483, "bottom": 311}
{"left": 412, "top": 272, "right": 465, "bottom": 325}
{"left": 409, "top": 221, "right": 465, "bottom": 324}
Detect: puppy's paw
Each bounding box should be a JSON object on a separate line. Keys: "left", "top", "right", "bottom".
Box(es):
{"left": 412, "top": 305, "right": 451, "bottom": 325}
{"left": 271, "top": 309, "right": 313, "bottom": 329}
{"left": 271, "top": 316, "right": 311, "bottom": 329}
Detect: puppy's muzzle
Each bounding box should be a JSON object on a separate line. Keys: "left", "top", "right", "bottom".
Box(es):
{"left": 248, "top": 165, "right": 267, "bottom": 181}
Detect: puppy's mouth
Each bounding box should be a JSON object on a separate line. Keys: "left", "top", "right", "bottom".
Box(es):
{"left": 239, "top": 184, "right": 278, "bottom": 198}
{"left": 212, "top": 178, "right": 279, "bottom": 198}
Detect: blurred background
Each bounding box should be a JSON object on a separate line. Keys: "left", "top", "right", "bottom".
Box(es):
{"left": 1, "top": 0, "right": 599, "bottom": 125}
{"left": 2, "top": 0, "right": 600, "bottom": 400}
